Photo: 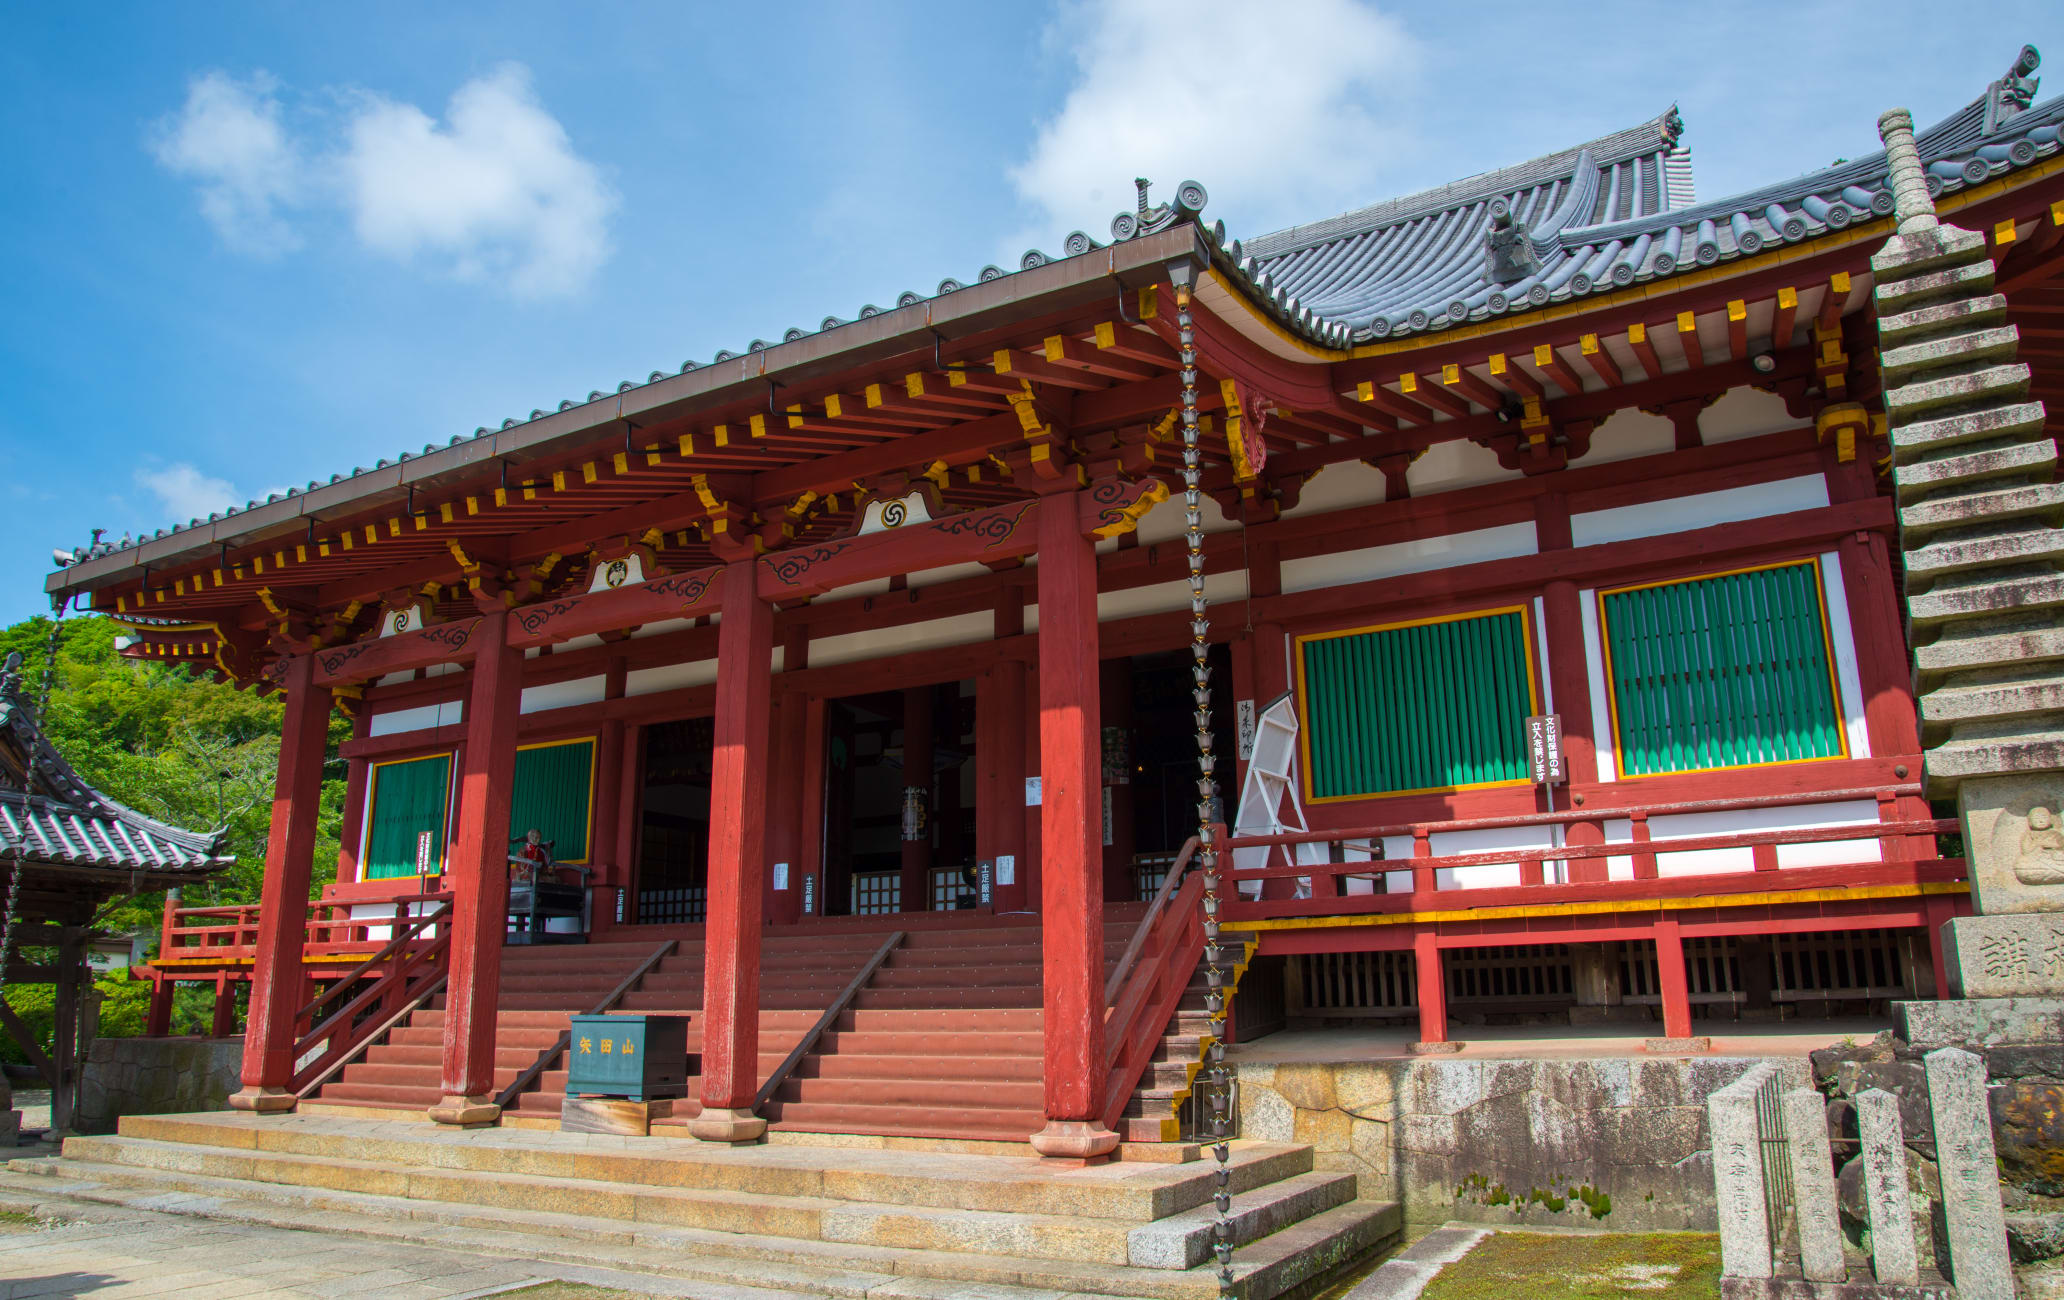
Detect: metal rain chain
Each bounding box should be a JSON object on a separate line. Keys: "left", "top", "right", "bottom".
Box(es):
{"left": 1172, "top": 263, "right": 1235, "bottom": 1296}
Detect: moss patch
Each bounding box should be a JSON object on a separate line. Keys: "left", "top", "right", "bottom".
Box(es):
{"left": 0, "top": 1209, "right": 61, "bottom": 1234}
{"left": 1422, "top": 1231, "right": 1721, "bottom": 1299}
{"left": 492, "top": 1285, "right": 665, "bottom": 1300}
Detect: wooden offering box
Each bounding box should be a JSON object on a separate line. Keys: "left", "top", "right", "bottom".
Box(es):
{"left": 565, "top": 1014, "right": 691, "bottom": 1101}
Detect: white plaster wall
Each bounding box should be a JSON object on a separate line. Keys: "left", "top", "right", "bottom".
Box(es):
{"left": 1374, "top": 823, "right": 1554, "bottom": 893}
{"left": 1580, "top": 407, "right": 1676, "bottom": 467}
{"left": 908, "top": 562, "right": 992, "bottom": 589}
{"left": 630, "top": 617, "right": 695, "bottom": 640}
{"left": 1699, "top": 388, "right": 1799, "bottom": 445}
{"left": 1599, "top": 800, "right": 1882, "bottom": 878}
{"left": 368, "top": 701, "right": 462, "bottom": 737}
{"left": 520, "top": 674, "right": 606, "bottom": 715}
{"left": 1570, "top": 475, "right": 1828, "bottom": 548}
{"left": 1406, "top": 439, "right": 1518, "bottom": 494}
{"left": 1281, "top": 523, "right": 1537, "bottom": 595}
{"left": 1137, "top": 490, "right": 1237, "bottom": 543}
{"left": 1820, "top": 552, "right": 1871, "bottom": 760}
{"left": 1099, "top": 570, "right": 1249, "bottom": 621}
{"left": 627, "top": 660, "right": 716, "bottom": 695}
{"left": 1281, "top": 460, "right": 1386, "bottom": 518}
{"left": 807, "top": 611, "right": 994, "bottom": 668}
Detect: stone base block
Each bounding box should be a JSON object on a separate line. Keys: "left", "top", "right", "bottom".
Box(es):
{"left": 0, "top": 1110, "right": 17, "bottom": 1147}
{"left": 1642, "top": 1037, "right": 1713, "bottom": 1054}
{"left": 426, "top": 1094, "right": 501, "bottom": 1127}
{"left": 226, "top": 1086, "right": 297, "bottom": 1114}
{"left": 1941, "top": 913, "right": 2064, "bottom": 998}
{"left": 1894, "top": 996, "right": 2064, "bottom": 1049}
{"left": 1117, "top": 1141, "right": 1200, "bottom": 1163}
{"left": 1720, "top": 1277, "right": 1953, "bottom": 1299}
{"left": 1407, "top": 1040, "right": 1464, "bottom": 1055}
{"left": 1028, "top": 1119, "right": 1118, "bottom": 1160}
{"left": 686, "top": 1106, "right": 766, "bottom": 1144}
{"left": 561, "top": 1095, "right": 673, "bottom": 1137}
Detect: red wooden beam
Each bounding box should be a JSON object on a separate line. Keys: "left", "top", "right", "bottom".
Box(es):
{"left": 756, "top": 496, "right": 1042, "bottom": 600}
{"left": 1486, "top": 352, "right": 1543, "bottom": 399}
{"left": 1041, "top": 332, "right": 1157, "bottom": 382}
{"left": 1626, "top": 324, "right": 1663, "bottom": 382}
{"left": 506, "top": 566, "right": 721, "bottom": 649}
{"left": 992, "top": 347, "right": 1110, "bottom": 392}
{"left": 1676, "top": 311, "right": 1706, "bottom": 368}
{"left": 1401, "top": 371, "right": 1471, "bottom": 418}
{"left": 1578, "top": 333, "right": 1623, "bottom": 387}
{"left": 1092, "top": 320, "right": 1179, "bottom": 368}
{"left": 1726, "top": 298, "right": 1750, "bottom": 361}
{"left": 1771, "top": 286, "right": 1800, "bottom": 350}
{"left": 1439, "top": 362, "right": 1507, "bottom": 411}
{"left": 1530, "top": 343, "right": 1586, "bottom": 396}
{"left": 313, "top": 616, "right": 485, "bottom": 687}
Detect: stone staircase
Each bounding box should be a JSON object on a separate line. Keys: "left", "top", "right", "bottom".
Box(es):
{"left": 11, "top": 1111, "right": 1400, "bottom": 1299}
{"left": 314, "top": 912, "right": 1192, "bottom": 1147}
{"left": 1121, "top": 935, "right": 1259, "bottom": 1143}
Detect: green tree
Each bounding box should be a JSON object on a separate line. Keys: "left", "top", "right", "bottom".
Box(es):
{"left": 1, "top": 613, "right": 349, "bottom": 1061}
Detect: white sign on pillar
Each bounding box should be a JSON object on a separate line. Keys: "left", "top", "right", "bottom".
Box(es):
{"left": 416, "top": 830, "right": 434, "bottom": 875}
{"left": 1024, "top": 777, "right": 1042, "bottom": 806}
{"left": 772, "top": 862, "right": 790, "bottom": 891}
{"left": 996, "top": 855, "right": 1016, "bottom": 886}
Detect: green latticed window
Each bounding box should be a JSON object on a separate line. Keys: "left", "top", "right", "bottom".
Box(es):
{"left": 510, "top": 738, "right": 596, "bottom": 863}
{"left": 363, "top": 754, "right": 451, "bottom": 879}
{"left": 1298, "top": 607, "right": 1537, "bottom": 800}
{"left": 1601, "top": 561, "right": 1846, "bottom": 777}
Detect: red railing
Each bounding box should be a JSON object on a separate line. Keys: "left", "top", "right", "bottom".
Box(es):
{"left": 157, "top": 892, "right": 440, "bottom": 966}
{"left": 288, "top": 896, "right": 453, "bottom": 1096}
{"left": 1222, "top": 784, "right": 1961, "bottom": 921}
{"left": 1100, "top": 833, "right": 1211, "bottom": 1132}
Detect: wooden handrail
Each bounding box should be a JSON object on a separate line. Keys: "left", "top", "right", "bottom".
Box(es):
{"left": 1226, "top": 817, "right": 1956, "bottom": 882}
{"left": 1106, "top": 833, "right": 1204, "bottom": 1005}
{"left": 493, "top": 939, "right": 678, "bottom": 1111}
{"left": 288, "top": 927, "right": 450, "bottom": 1094}
{"left": 294, "top": 971, "right": 446, "bottom": 1099}
{"left": 754, "top": 930, "right": 904, "bottom": 1113}
{"left": 297, "top": 898, "right": 453, "bottom": 1024}
{"left": 1223, "top": 782, "right": 1928, "bottom": 850}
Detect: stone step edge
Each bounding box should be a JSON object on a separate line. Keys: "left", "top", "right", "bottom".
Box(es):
{"left": 96, "top": 1119, "right": 1311, "bottom": 1222}
{"left": 0, "top": 1159, "right": 1378, "bottom": 1300}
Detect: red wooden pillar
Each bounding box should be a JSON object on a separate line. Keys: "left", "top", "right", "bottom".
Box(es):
{"left": 1652, "top": 919, "right": 1694, "bottom": 1041}
{"left": 978, "top": 661, "right": 1029, "bottom": 912}
{"left": 614, "top": 724, "right": 642, "bottom": 921}
{"left": 1030, "top": 493, "right": 1115, "bottom": 1160}
{"left": 900, "top": 685, "right": 934, "bottom": 912}
{"left": 211, "top": 973, "right": 239, "bottom": 1038}
{"left": 431, "top": 606, "right": 521, "bottom": 1125}
{"left": 1411, "top": 929, "right": 1449, "bottom": 1048}
{"left": 145, "top": 976, "right": 173, "bottom": 1038}
{"left": 229, "top": 652, "right": 331, "bottom": 1112}
{"left": 691, "top": 560, "right": 773, "bottom": 1142}
{"left": 590, "top": 716, "right": 623, "bottom": 934}
{"left": 335, "top": 763, "right": 368, "bottom": 885}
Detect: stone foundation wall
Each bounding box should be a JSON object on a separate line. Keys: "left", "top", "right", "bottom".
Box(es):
{"left": 1237, "top": 1056, "right": 1810, "bottom": 1231}
{"left": 77, "top": 1036, "right": 242, "bottom": 1134}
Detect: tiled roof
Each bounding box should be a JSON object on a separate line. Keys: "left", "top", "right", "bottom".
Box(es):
{"left": 0, "top": 658, "right": 232, "bottom": 877}
{"left": 1218, "top": 61, "right": 2062, "bottom": 345}
{"left": 48, "top": 46, "right": 2059, "bottom": 573}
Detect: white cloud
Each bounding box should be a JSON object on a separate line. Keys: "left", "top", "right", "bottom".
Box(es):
{"left": 1010, "top": 0, "right": 1423, "bottom": 246}
{"left": 339, "top": 64, "right": 616, "bottom": 299}
{"left": 149, "top": 71, "right": 304, "bottom": 257}
{"left": 136, "top": 463, "right": 242, "bottom": 526}
{"left": 148, "top": 63, "right": 614, "bottom": 298}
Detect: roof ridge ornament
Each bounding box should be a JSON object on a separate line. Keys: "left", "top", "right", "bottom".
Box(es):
{"left": 1110, "top": 177, "right": 1209, "bottom": 242}
{"left": 1982, "top": 44, "right": 2041, "bottom": 136}
{"left": 1483, "top": 199, "right": 1542, "bottom": 285}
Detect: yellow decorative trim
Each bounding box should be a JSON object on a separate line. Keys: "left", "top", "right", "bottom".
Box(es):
{"left": 1223, "top": 881, "right": 1966, "bottom": 932}
{"left": 1091, "top": 480, "right": 1170, "bottom": 539}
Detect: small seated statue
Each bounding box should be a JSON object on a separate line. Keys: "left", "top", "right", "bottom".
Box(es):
{"left": 508, "top": 829, "right": 556, "bottom": 884}
{"left": 2015, "top": 804, "right": 2064, "bottom": 886}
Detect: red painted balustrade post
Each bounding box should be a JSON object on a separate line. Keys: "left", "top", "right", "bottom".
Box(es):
{"left": 430, "top": 605, "right": 521, "bottom": 1126}
{"left": 1411, "top": 928, "right": 1450, "bottom": 1049}
{"left": 211, "top": 973, "right": 239, "bottom": 1038}
{"left": 144, "top": 976, "right": 173, "bottom": 1038}
{"left": 1029, "top": 492, "right": 1117, "bottom": 1161}
{"left": 229, "top": 652, "right": 332, "bottom": 1111}
{"left": 1652, "top": 919, "right": 1695, "bottom": 1041}
{"left": 690, "top": 559, "right": 773, "bottom": 1142}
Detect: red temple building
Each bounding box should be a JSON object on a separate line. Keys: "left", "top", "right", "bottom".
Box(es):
{"left": 44, "top": 61, "right": 2064, "bottom": 1159}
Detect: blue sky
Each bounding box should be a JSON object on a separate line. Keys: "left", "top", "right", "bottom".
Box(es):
{"left": 0, "top": 2, "right": 2053, "bottom": 627}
